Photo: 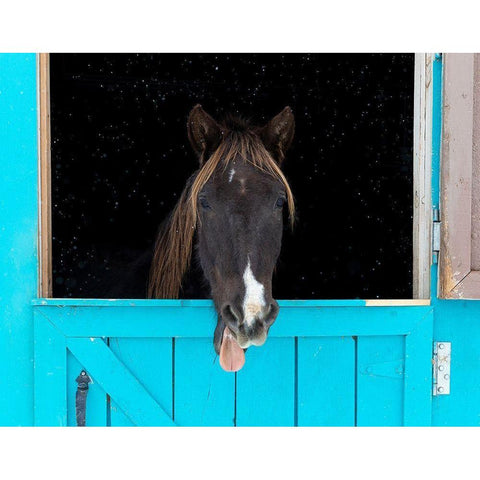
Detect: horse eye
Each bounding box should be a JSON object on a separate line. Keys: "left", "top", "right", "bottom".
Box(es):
{"left": 275, "top": 197, "right": 286, "bottom": 208}
{"left": 199, "top": 197, "right": 211, "bottom": 209}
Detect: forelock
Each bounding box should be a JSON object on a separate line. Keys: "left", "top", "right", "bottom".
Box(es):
{"left": 190, "top": 130, "right": 295, "bottom": 228}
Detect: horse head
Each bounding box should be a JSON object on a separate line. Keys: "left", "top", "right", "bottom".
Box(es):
{"left": 149, "top": 105, "right": 295, "bottom": 372}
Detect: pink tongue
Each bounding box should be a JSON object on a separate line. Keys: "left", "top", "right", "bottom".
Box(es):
{"left": 219, "top": 327, "right": 245, "bottom": 372}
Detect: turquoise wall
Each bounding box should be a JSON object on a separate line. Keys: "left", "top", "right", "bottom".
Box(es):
{"left": 0, "top": 53, "right": 38, "bottom": 426}
{"left": 433, "top": 292, "right": 480, "bottom": 426}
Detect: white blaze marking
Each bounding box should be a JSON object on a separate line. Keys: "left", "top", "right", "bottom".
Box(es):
{"left": 228, "top": 168, "right": 236, "bottom": 182}
{"left": 242, "top": 259, "right": 266, "bottom": 327}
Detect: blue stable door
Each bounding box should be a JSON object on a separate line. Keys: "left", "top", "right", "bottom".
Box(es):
{"left": 0, "top": 54, "right": 437, "bottom": 426}
{"left": 33, "top": 299, "right": 433, "bottom": 426}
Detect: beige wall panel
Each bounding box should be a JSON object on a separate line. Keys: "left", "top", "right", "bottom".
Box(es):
{"left": 440, "top": 53, "right": 480, "bottom": 298}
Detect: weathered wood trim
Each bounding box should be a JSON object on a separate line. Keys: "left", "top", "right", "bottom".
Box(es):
{"left": 365, "top": 299, "right": 430, "bottom": 306}
{"left": 449, "top": 271, "right": 480, "bottom": 299}
{"left": 37, "top": 53, "right": 52, "bottom": 297}
{"left": 439, "top": 53, "right": 479, "bottom": 298}
{"left": 413, "top": 53, "right": 433, "bottom": 299}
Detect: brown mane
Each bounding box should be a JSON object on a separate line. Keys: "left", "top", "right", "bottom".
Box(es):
{"left": 147, "top": 127, "right": 295, "bottom": 299}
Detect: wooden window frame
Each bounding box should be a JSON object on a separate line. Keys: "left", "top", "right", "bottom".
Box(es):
{"left": 413, "top": 53, "right": 434, "bottom": 299}
{"left": 38, "top": 53, "right": 52, "bottom": 297}
{"left": 439, "top": 53, "right": 480, "bottom": 299}
{"left": 37, "top": 53, "right": 432, "bottom": 301}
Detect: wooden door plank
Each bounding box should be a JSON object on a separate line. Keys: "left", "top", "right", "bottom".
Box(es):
{"left": 108, "top": 338, "right": 173, "bottom": 426}
{"left": 33, "top": 312, "right": 67, "bottom": 426}
{"left": 297, "top": 336, "right": 355, "bottom": 426}
{"left": 403, "top": 310, "right": 433, "bottom": 426}
{"left": 174, "top": 338, "right": 235, "bottom": 426}
{"left": 66, "top": 337, "right": 174, "bottom": 426}
{"left": 356, "top": 336, "right": 405, "bottom": 426}
{"left": 236, "top": 338, "right": 295, "bottom": 426}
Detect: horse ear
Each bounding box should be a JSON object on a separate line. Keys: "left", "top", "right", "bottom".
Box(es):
{"left": 187, "top": 104, "right": 223, "bottom": 162}
{"left": 259, "top": 106, "right": 295, "bottom": 164}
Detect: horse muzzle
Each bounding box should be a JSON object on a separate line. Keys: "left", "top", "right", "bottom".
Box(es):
{"left": 221, "top": 299, "right": 279, "bottom": 348}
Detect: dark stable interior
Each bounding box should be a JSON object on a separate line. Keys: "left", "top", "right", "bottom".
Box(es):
{"left": 50, "top": 53, "right": 414, "bottom": 299}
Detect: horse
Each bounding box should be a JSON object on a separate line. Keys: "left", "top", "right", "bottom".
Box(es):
{"left": 148, "top": 105, "right": 295, "bottom": 372}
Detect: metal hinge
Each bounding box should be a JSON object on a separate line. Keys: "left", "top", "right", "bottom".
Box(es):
{"left": 432, "top": 208, "right": 441, "bottom": 264}
{"left": 433, "top": 342, "right": 451, "bottom": 396}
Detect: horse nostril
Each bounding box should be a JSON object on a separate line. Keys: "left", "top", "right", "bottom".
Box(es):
{"left": 264, "top": 301, "right": 279, "bottom": 325}
{"left": 221, "top": 304, "right": 243, "bottom": 326}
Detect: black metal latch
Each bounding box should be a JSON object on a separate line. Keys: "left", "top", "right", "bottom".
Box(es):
{"left": 75, "top": 370, "right": 92, "bottom": 426}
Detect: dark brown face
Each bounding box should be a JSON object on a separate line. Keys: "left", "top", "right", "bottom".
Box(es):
{"left": 197, "top": 161, "right": 285, "bottom": 351}
{"left": 187, "top": 104, "right": 294, "bottom": 370}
